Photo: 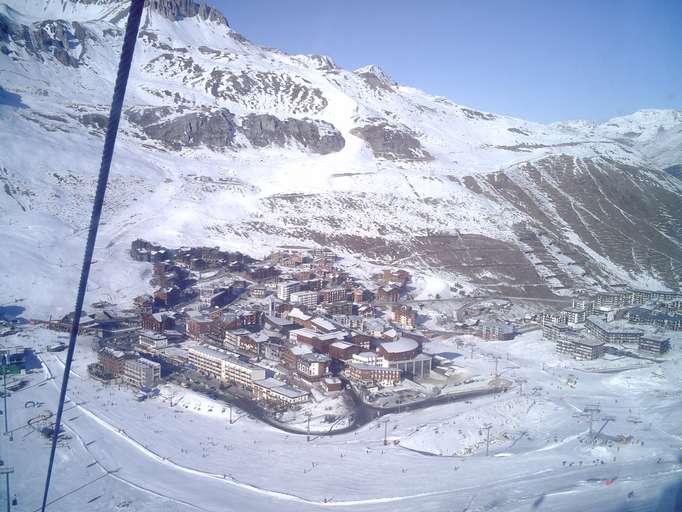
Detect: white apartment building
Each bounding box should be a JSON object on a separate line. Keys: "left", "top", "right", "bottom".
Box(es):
{"left": 290, "top": 290, "right": 318, "bottom": 307}
{"left": 276, "top": 281, "right": 301, "bottom": 301}
{"left": 188, "top": 345, "right": 266, "bottom": 389}
{"left": 138, "top": 330, "right": 168, "bottom": 350}
{"left": 123, "top": 357, "right": 161, "bottom": 389}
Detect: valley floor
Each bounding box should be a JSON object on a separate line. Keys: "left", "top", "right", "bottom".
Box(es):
{"left": 2, "top": 327, "right": 682, "bottom": 512}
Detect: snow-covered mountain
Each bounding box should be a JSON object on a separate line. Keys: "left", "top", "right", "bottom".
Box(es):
{"left": 1, "top": 0, "right": 682, "bottom": 317}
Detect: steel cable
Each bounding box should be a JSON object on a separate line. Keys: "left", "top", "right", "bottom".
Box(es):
{"left": 39, "top": 1, "right": 145, "bottom": 509}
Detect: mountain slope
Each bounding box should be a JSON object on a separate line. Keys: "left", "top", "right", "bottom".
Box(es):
{"left": 1, "top": 0, "right": 681, "bottom": 317}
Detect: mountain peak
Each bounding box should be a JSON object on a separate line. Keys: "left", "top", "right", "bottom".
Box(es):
{"left": 146, "top": 0, "right": 228, "bottom": 26}
{"left": 354, "top": 64, "right": 396, "bottom": 86}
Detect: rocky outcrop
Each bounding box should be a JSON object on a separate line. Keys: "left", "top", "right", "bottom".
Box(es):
{"left": 205, "top": 69, "right": 328, "bottom": 115}
{"left": 354, "top": 64, "right": 396, "bottom": 92}
{"left": 126, "top": 107, "right": 344, "bottom": 154}
{"left": 146, "top": 0, "right": 229, "bottom": 25}
{"left": 0, "top": 15, "right": 88, "bottom": 67}
{"left": 79, "top": 112, "right": 108, "bottom": 130}
{"left": 351, "top": 121, "right": 432, "bottom": 161}
{"left": 239, "top": 114, "right": 344, "bottom": 154}
{"left": 126, "top": 107, "right": 236, "bottom": 150}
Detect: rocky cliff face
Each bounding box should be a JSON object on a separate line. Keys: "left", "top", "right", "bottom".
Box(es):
{"left": 240, "top": 114, "right": 344, "bottom": 154}
{"left": 147, "top": 0, "right": 228, "bottom": 25}
{"left": 124, "top": 107, "right": 345, "bottom": 153}
{"left": 1, "top": 0, "right": 681, "bottom": 315}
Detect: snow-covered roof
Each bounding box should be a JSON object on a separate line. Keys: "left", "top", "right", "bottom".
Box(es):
{"left": 254, "top": 377, "right": 286, "bottom": 389}
{"left": 272, "top": 385, "right": 308, "bottom": 399}
{"left": 288, "top": 308, "right": 312, "bottom": 321}
{"left": 300, "top": 352, "right": 329, "bottom": 363}
{"left": 290, "top": 345, "right": 312, "bottom": 355}
{"left": 380, "top": 338, "right": 418, "bottom": 354}
{"left": 311, "top": 317, "right": 336, "bottom": 332}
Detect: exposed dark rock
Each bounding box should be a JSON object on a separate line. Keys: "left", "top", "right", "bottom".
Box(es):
{"left": 665, "top": 164, "right": 682, "bottom": 180}
{"left": 125, "top": 106, "right": 175, "bottom": 127}
{"left": 79, "top": 113, "right": 108, "bottom": 130}
{"left": 487, "top": 155, "right": 682, "bottom": 289}
{"left": 146, "top": 0, "right": 229, "bottom": 26}
{"left": 239, "top": 114, "right": 344, "bottom": 154}
{"left": 350, "top": 122, "right": 432, "bottom": 161}
{"left": 205, "top": 69, "right": 328, "bottom": 115}
{"left": 461, "top": 107, "right": 496, "bottom": 121}
{"left": 305, "top": 54, "right": 337, "bottom": 71}
{"left": 0, "top": 15, "right": 88, "bottom": 67}
{"left": 126, "top": 107, "right": 236, "bottom": 150}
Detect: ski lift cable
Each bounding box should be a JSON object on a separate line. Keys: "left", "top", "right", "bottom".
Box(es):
{"left": 39, "top": 1, "right": 145, "bottom": 510}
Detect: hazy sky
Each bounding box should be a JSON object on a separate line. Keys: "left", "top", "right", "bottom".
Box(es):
{"left": 216, "top": 0, "right": 682, "bottom": 124}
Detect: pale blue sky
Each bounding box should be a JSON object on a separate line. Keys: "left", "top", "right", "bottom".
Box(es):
{"left": 216, "top": 0, "right": 682, "bottom": 123}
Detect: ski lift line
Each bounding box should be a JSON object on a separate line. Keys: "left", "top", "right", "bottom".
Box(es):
{"left": 39, "top": 1, "right": 145, "bottom": 511}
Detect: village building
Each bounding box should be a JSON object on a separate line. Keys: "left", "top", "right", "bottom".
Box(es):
{"left": 311, "top": 247, "right": 336, "bottom": 261}
{"left": 246, "top": 265, "right": 280, "bottom": 281}
{"left": 352, "top": 288, "right": 369, "bottom": 304}
{"left": 381, "top": 328, "right": 400, "bottom": 341}
{"left": 376, "top": 284, "right": 401, "bottom": 303}
{"left": 238, "top": 332, "right": 275, "bottom": 357}
{"left": 332, "top": 314, "right": 363, "bottom": 329}
{"left": 188, "top": 345, "right": 266, "bottom": 389}
{"left": 542, "top": 322, "right": 574, "bottom": 342}
{"left": 349, "top": 333, "right": 372, "bottom": 350}
{"left": 391, "top": 305, "right": 417, "bottom": 329}
{"left": 556, "top": 332, "right": 605, "bottom": 360}
{"left": 625, "top": 307, "right": 682, "bottom": 331}
{"left": 153, "top": 287, "right": 183, "bottom": 308}
{"left": 97, "top": 347, "right": 130, "bottom": 378}
{"left": 322, "top": 377, "right": 343, "bottom": 392}
{"left": 264, "top": 315, "right": 298, "bottom": 334}
{"left": 276, "top": 281, "right": 301, "bottom": 301}
{"left": 290, "top": 290, "right": 318, "bottom": 307}
{"left": 250, "top": 286, "right": 268, "bottom": 298}
{"left": 186, "top": 312, "right": 214, "bottom": 339}
{"left": 320, "top": 302, "right": 355, "bottom": 316}
{"left": 296, "top": 352, "right": 329, "bottom": 381}
{"left": 210, "top": 312, "right": 241, "bottom": 339}
{"left": 138, "top": 330, "right": 168, "bottom": 350}
{"left": 289, "top": 328, "right": 346, "bottom": 353}
{"left": 287, "top": 308, "right": 313, "bottom": 328}
{"left": 133, "top": 294, "right": 154, "bottom": 314}
{"left": 377, "top": 339, "right": 432, "bottom": 378}
{"left": 252, "top": 378, "right": 309, "bottom": 405}
{"left": 123, "top": 357, "right": 161, "bottom": 389}
{"left": 319, "top": 287, "right": 347, "bottom": 304}
{"left": 224, "top": 328, "right": 251, "bottom": 349}
{"left": 310, "top": 316, "right": 338, "bottom": 333}
{"left": 328, "top": 341, "right": 362, "bottom": 362}
{"left": 236, "top": 309, "right": 261, "bottom": 328}
{"left": 562, "top": 307, "right": 587, "bottom": 324}
{"left": 99, "top": 326, "right": 141, "bottom": 345}
{"left": 585, "top": 317, "right": 644, "bottom": 345}
{"left": 477, "top": 320, "right": 515, "bottom": 341}
{"left": 638, "top": 334, "right": 671, "bottom": 354}
{"left": 571, "top": 296, "right": 594, "bottom": 314}
{"left": 382, "top": 269, "right": 410, "bottom": 288}
{"left": 281, "top": 344, "right": 312, "bottom": 370}
{"left": 142, "top": 312, "right": 175, "bottom": 333}
{"left": 347, "top": 364, "right": 402, "bottom": 386}
{"left": 594, "top": 291, "right": 633, "bottom": 309}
